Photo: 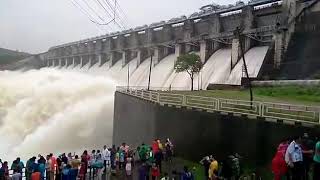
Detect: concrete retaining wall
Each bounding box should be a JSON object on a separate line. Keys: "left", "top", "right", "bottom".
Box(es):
{"left": 252, "top": 80, "right": 320, "bottom": 86}
{"left": 113, "top": 92, "right": 320, "bottom": 167}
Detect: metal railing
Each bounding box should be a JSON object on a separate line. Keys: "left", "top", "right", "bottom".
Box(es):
{"left": 117, "top": 86, "right": 320, "bottom": 125}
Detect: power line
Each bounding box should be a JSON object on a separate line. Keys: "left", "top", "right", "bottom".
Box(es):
{"left": 69, "top": 0, "right": 107, "bottom": 32}
{"left": 79, "top": 0, "right": 106, "bottom": 23}
{"left": 92, "top": 0, "right": 125, "bottom": 30}
{"left": 114, "top": 0, "right": 131, "bottom": 27}
{"left": 93, "top": 0, "right": 114, "bottom": 20}
{"left": 103, "top": 0, "right": 127, "bottom": 29}
{"left": 72, "top": 0, "right": 117, "bottom": 32}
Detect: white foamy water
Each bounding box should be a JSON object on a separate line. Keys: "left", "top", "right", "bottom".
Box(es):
{"left": 0, "top": 68, "right": 115, "bottom": 161}
{"left": 226, "top": 46, "right": 268, "bottom": 85}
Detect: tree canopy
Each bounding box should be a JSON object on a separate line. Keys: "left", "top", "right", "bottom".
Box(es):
{"left": 174, "top": 53, "right": 202, "bottom": 90}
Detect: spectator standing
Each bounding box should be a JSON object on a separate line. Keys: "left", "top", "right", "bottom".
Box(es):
{"left": 26, "top": 157, "right": 37, "bottom": 180}
{"left": 70, "top": 155, "right": 81, "bottom": 169}
{"left": 115, "top": 147, "right": 120, "bottom": 170}
{"left": 0, "top": 161, "right": 9, "bottom": 180}
{"left": 301, "top": 133, "right": 314, "bottom": 180}
{"left": 110, "top": 145, "right": 117, "bottom": 174}
{"left": 79, "top": 151, "right": 89, "bottom": 180}
{"left": 151, "top": 163, "right": 160, "bottom": 180}
{"left": 45, "top": 155, "right": 53, "bottom": 180}
{"left": 119, "top": 150, "right": 125, "bottom": 170}
{"left": 138, "top": 163, "right": 147, "bottom": 180}
{"left": 208, "top": 157, "right": 219, "bottom": 180}
{"left": 272, "top": 151, "right": 288, "bottom": 180}
{"left": 56, "top": 158, "right": 62, "bottom": 180}
{"left": 313, "top": 140, "right": 320, "bottom": 180}
{"left": 125, "top": 156, "right": 133, "bottom": 176}
{"left": 165, "top": 142, "right": 173, "bottom": 162}
{"left": 38, "top": 159, "right": 46, "bottom": 180}
{"left": 154, "top": 150, "right": 163, "bottom": 173}
{"left": 285, "top": 136, "right": 304, "bottom": 180}
{"left": 89, "top": 150, "right": 96, "bottom": 166}
{"left": 102, "top": 145, "right": 111, "bottom": 170}
{"left": 200, "top": 156, "right": 211, "bottom": 179}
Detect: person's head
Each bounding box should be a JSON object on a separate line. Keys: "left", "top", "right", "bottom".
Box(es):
{"left": 67, "top": 152, "right": 72, "bottom": 157}
{"left": 112, "top": 144, "right": 116, "bottom": 149}
{"left": 234, "top": 153, "right": 241, "bottom": 159}
{"left": 49, "top": 153, "right": 53, "bottom": 157}
{"left": 97, "top": 150, "right": 100, "bottom": 153}
{"left": 103, "top": 145, "right": 107, "bottom": 149}
{"left": 16, "top": 157, "right": 20, "bottom": 163}
{"left": 117, "top": 147, "right": 120, "bottom": 151}
{"left": 122, "top": 143, "right": 126, "bottom": 147}
{"left": 293, "top": 136, "right": 302, "bottom": 144}
{"left": 205, "top": 156, "right": 210, "bottom": 161}
{"left": 3, "top": 161, "right": 8, "bottom": 167}
{"left": 75, "top": 155, "right": 79, "bottom": 159}
{"left": 46, "top": 155, "right": 50, "bottom": 160}
{"left": 92, "top": 150, "right": 96, "bottom": 154}
{"left": 31, "top": 156, "right": 36, "bottom": 162}
{"left": 40, "top": 157, "right": 45, "bottom": 162}
{"left": 83, "top": 150, "right": 87, "bottom": 155}
{"left": 157, "top": 139, "right": 161, "bottom": 143}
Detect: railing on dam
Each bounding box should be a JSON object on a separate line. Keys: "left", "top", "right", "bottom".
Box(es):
{"left": 116, "top": 86, "right": 320, "bottom": 125}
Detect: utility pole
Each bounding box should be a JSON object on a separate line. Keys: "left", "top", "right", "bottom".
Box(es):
{"left": 147, "top": 49, "right": 153, "bottom": 91}
{"left": 127, "top": 61, "right": 130, "bottom": 90}
{"left": 235, "top": 27, "right": 253, "bottom": 105}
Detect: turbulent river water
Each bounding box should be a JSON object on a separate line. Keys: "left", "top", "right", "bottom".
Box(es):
{"left": 0, "top": 68, "right": 115, "bottom": 161}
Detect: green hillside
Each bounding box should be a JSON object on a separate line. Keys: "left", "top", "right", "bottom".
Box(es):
{"left": 0, "top": 48, "right": 30, "bottom": 65}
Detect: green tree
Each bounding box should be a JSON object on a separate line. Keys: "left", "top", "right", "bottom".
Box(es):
{"left": 174, "top": 53, "right": 202, "bottom": 91}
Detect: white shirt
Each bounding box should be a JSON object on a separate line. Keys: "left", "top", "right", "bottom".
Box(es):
{"left": 102, "top": 148, "right": 111, "bottom": 161}
{"left": 11, "top": 173, "right": 21, "bottom": 180}
{"left": 285, "top": 140, "right": 303, "bottom": 164}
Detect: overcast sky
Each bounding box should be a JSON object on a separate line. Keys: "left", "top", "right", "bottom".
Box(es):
{"left": 0, "top": 0, "right": 244, "bottom": 54}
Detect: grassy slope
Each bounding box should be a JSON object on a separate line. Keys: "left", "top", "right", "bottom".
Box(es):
{"left": 0, "top": 48, "right": 30, "bottom": 65}
{"left": 173, "top": 86, "right": 320, "bottom": 106}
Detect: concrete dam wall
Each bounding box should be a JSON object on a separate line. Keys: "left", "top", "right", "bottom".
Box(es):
{"left": 113, "top": 91, "right": 320, "bottom": 166}
{"left": 39, "top": 0, "right": 296, "bottom": 88}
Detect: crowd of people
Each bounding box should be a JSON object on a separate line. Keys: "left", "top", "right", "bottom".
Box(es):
{"left": 2, "top": 133, "right": 319, "bottom": 180}
{"left": 271, "top": 133, "right": 320, "bottom": 180}
{"left": 0, "top": 138, "right": 199, "bottom": 180}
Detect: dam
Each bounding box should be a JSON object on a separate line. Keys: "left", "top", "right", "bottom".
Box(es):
{"left": 29, "top": 0, "right": 318, "bottom": 89}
